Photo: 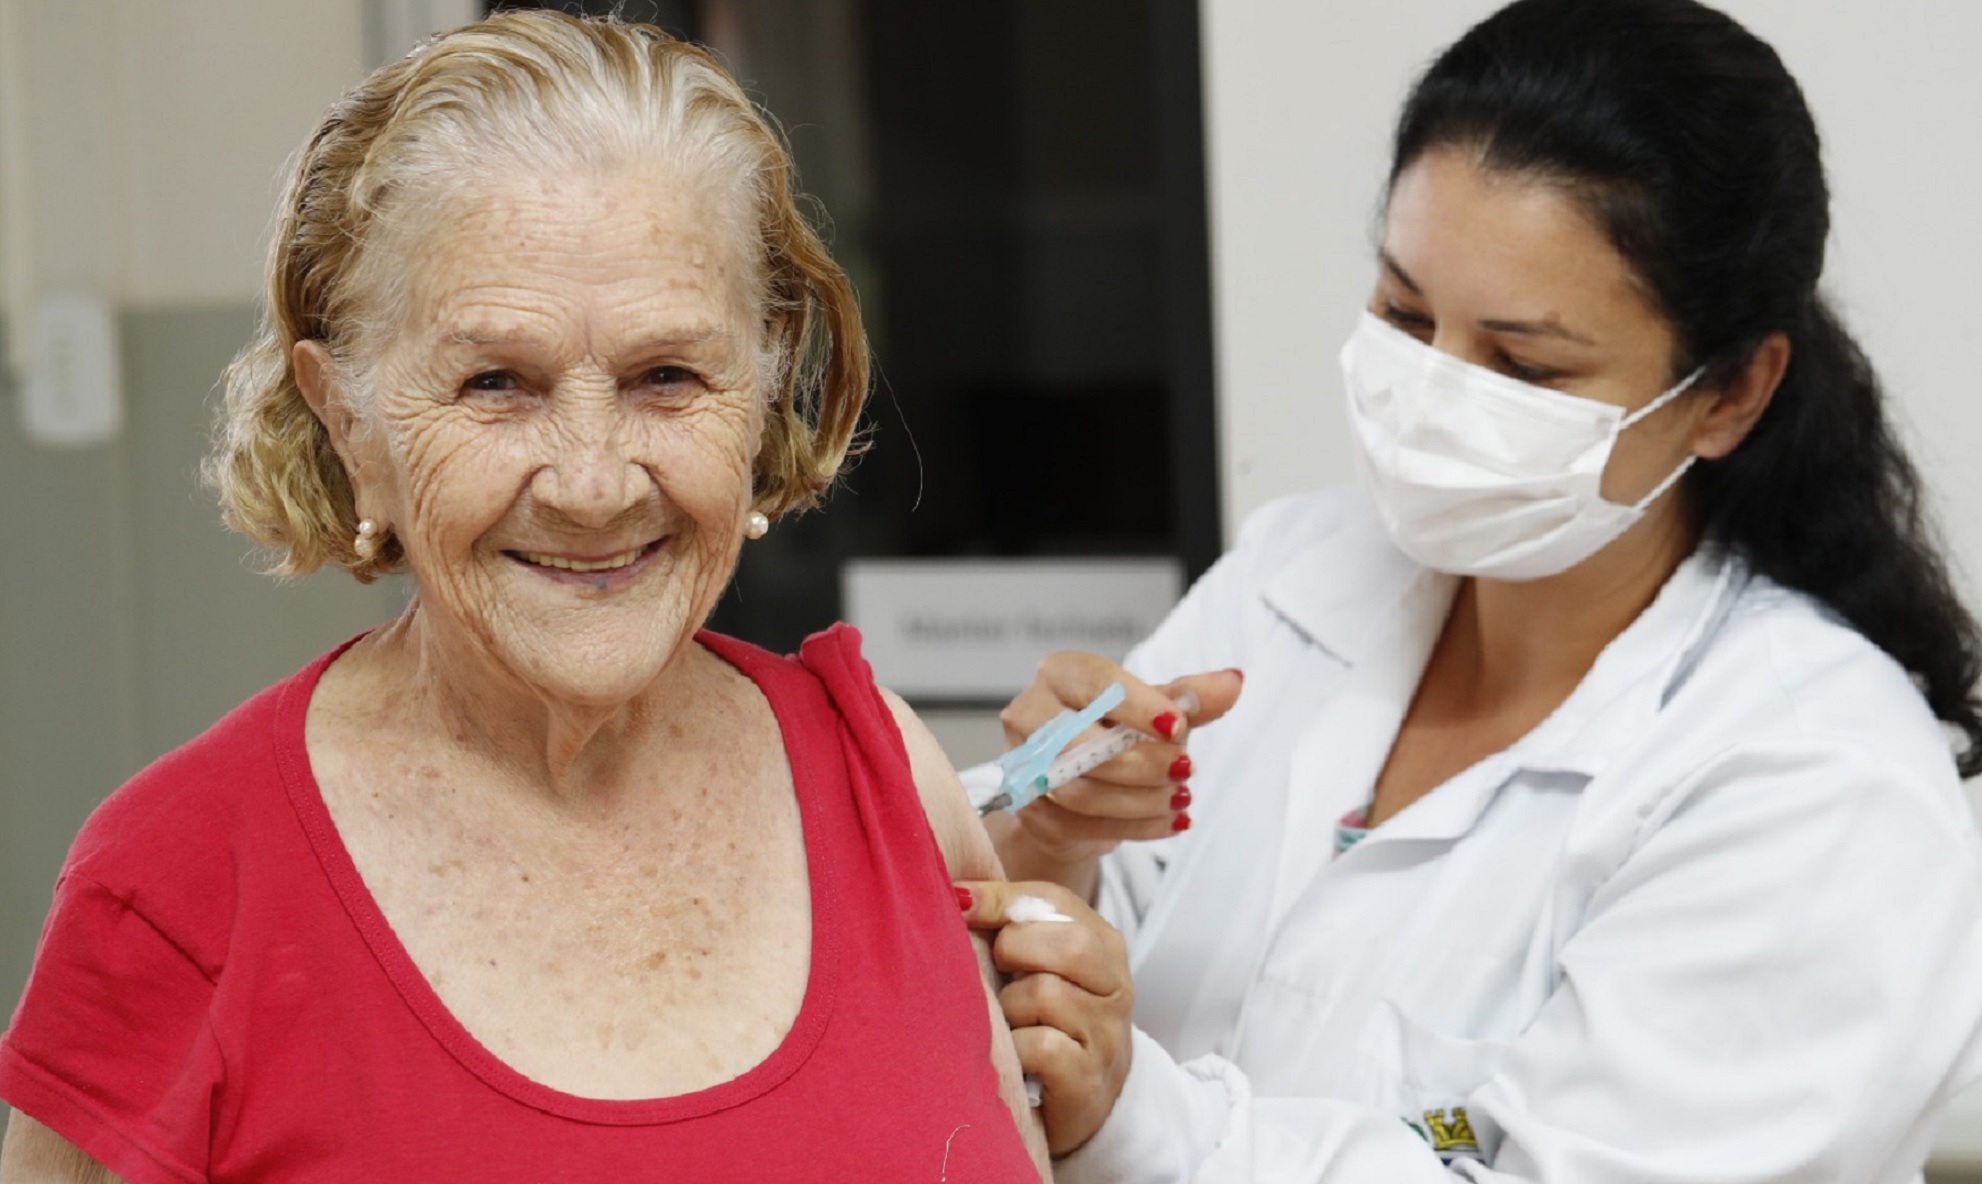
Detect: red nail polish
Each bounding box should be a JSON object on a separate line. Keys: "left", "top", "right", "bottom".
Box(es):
{"left": 1152, "top": 712, "right": 1180, "bottom": 740}
{"left": 1171, "top": 812, "right": 1192, "bottom": 833}
{"left": 1169, "top": 754, "right": 1193, "bottom": 781}
{"left": 955, "top": 885, "right": 973, "bottom": 911}
{"left": 1227, "top": 668, "right": 1245, "bottom": 683}
{"left": 1170, "top": 785, "right": 1193, "bottom": 811}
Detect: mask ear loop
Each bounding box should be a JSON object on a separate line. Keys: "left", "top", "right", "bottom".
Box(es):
{"left": 1619, "top": 363, "right": 1708, "bottom": 430}
{"left": 1628, "top": 454, "right": 1698, "bottom": 512}
{"left": 1619, "top": 363, "right": 1709, "bottom": 511}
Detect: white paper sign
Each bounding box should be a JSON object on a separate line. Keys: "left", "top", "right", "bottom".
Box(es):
{"left": 20, "top": 294, "right": 123, "bottom": 448}
{"left": 844, "top": 558, "right": 1184, "bottom": 699}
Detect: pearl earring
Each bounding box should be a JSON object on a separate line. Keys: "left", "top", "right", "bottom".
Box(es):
{"left": 745, "top": 511, "right": 770, "bottom": 540}
{"left": 354, "top": 518, "right": 384, "bottom": 560}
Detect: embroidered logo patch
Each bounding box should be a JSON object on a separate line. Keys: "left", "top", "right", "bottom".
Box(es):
{"left": 1406, "top": 1107, "right": 1483, "bottom": 1163}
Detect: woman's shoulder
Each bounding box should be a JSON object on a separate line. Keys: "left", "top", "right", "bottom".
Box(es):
{"left": 1557, "top": 562, "right": 1982, "bottom": 943}
{"left": 1724, "top": 571, "right": 1948, "bottom": 758}
{"left": 1648, "top": 561, "right": 1969, "bottom": 824}
{"left": 705, "top": 622, "right": 923, "bottom": 801}
{"left": 63, "top": 652, "right": 327, "bottom": 909}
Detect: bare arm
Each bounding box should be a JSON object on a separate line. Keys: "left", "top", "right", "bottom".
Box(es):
{"left": 880, "top": 689, "right": 1054, "bottom": 1183}
{"left": 0, "top": 1111, "right": 122, "bottom": 1184}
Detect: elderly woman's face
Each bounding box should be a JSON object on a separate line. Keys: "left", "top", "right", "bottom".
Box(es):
{"left": 347, "top": 165, "right": 765, "bottom": 705}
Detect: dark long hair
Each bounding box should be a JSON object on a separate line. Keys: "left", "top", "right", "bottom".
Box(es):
{"left": 1392, "top": 0, "right": 1982, "bottom": 776}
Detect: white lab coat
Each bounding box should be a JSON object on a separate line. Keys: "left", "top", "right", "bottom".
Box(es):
{"left": 1052, "top": 487, "right": 1982, "bottom": 1184}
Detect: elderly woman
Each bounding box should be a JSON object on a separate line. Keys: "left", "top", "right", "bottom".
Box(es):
{"left": 0, "top": 12, "right": 1046, "bottom": 1183}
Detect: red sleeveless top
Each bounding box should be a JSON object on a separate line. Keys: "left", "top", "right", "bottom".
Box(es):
{"left": 0, "top": 626, "right": 1036, "bottom": 1183}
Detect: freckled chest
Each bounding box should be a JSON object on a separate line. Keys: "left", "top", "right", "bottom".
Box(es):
{"left": 308, "top": 670, "right": 812, "bottom": 1101}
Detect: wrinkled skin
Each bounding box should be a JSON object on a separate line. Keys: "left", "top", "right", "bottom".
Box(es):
{"left": 300, "top": 164, "right": 768, "bottom": 772}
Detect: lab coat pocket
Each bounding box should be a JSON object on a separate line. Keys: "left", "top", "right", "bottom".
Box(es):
{"left": 1354, "top": 1000, "right": 1507, "bottom": 1164}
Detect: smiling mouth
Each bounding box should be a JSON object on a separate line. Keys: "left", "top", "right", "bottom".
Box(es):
{"left": 507, "top": 540, "right": 663, "bottom": 574}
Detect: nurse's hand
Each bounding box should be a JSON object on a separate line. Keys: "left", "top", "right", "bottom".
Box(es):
{"left": 958, "top": 879, "right": 1135, "bottom": 1158}
{"left": 988, "top": 654, "right": 1242, "bottom": 894}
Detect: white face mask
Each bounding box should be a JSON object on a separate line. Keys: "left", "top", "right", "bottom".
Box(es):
{"left": 1340, "top": 310, "right": 1703, "bottom": 581}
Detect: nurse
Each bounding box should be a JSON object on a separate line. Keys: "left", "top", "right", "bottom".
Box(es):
{"left": 964, "top": 0, "right": 1982, "bottom": 1179}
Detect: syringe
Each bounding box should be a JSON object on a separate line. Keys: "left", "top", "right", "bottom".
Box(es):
{"left": 978, "top": 685, "right": 1200, "bottom": 815}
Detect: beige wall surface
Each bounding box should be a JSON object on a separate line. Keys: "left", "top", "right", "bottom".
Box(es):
{"left": 3, "top": 0, "right": 367, "bottom": 308}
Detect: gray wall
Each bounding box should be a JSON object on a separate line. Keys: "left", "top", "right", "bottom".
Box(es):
{"left": 0, "top": 305, "right": 402, "bottom": 1013}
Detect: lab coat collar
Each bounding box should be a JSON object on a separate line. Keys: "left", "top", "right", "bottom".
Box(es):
{"left": 1352, "top": 546, "right": 1748, "bottom": 850}
{"left": 1263, "top": 512, "right": 1456, "bottom": 924}
{"left": 1268, "top": 565, "right": 1455, "bottom": 921}
{"left": 1510, "top": 545, "right": 1747, "bottom": 777}
{"left": 1245, "top": 493, "right": 1759, "bottom": 928}
{"left": 1268, "top": 531, "right": 1752, "bottom": 896}
{"left": 1259, "top": 499, "right": 1744, "bottom": 722}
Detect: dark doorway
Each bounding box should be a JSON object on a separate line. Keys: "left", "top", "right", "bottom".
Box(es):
{"left": 491, "top": 0, "right": 1219, "bottom": 660}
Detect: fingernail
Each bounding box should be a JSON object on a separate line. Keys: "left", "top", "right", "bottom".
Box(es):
{"left": 1227, "top": 667, "right": 1245, "bottom": 683}
{"left": 1152, "top": 712, "right": 1180, "bottom": 740}
{"left": 955, "top": 885, "right": 973, "bottom": 911}
{"left": 1169, "top": 753, "right": 1193, "bottom": 781}
{"left": 1171, "top": 812, "right": 1192, "bottom": 833}
{"left": 1170, "top": 785, "right": 1192, "bottom": 811}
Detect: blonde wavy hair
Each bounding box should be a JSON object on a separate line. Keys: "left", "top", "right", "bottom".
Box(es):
{"left": 207, "top": 9, "right": 869, "bottom": 580}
